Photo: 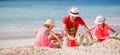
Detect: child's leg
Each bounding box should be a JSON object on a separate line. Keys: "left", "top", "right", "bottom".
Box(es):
{"left": 48, "top": 33, "right": 62, "bottom": 42}
{"left": 48, "top": 34, "right": 56, "bottom": 42}
{"left": 48, "top": 33, "right": 63, "bottom": 47}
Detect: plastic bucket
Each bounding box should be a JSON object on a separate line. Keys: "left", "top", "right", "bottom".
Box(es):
{"left": 68, "top": 40, "right": 76, "bottom": 47}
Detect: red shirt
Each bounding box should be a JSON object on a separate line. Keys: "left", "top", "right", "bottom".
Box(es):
{"left": 92, "top": 24, "right": 110, "bottom": 39}
{"left": 62, "top": 15, "right": 85, "bottom": 37}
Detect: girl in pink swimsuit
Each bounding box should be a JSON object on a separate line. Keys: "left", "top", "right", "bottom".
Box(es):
{"left": 34, "top": 19, "right": 62, "bottom": 47}
{"left": 90, "top": 16, "right": 118, "bottom": 42}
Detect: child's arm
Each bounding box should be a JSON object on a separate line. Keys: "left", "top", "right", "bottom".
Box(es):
{"left": 35, "top": 28, "right": 40, "bottom": 34}
{"left": 109, "top": 27, "right": 118, "bottom": 36}
{"left": 84, "top": 25, "right": 95, "bottom": 34}
{"left": 50, "top": 31, "right": 62, "bottom": 45}
{"left": 35, "top": 29, "right": 38, "bottom": 34}
{"left": 89, "top": 25, "right": 96, "bottom": 31}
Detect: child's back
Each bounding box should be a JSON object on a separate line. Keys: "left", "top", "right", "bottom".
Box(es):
{"left": 34, "top": 26, "right": 49, "bottom": 47}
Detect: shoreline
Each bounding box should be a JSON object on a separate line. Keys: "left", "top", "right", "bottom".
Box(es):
{"left": 0, "top": 38, "right": 35, "bottom": 48}
{"left": 0, "top": 30, "right": 36, "bottom": 40}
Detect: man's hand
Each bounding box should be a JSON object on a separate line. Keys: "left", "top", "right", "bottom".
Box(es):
{"left": 68, "top": 36, "right": 75, "bottom": 40}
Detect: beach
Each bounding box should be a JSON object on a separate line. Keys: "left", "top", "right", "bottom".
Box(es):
{"left": 0, "top": 39, "right": 120, "bottom": 55}
{"left": 0, "top": 30, "right": 120, "bottom": 55}
{"left": 0, "top": 0, "right": 120, "bottom": 55}
{"left": 0, "top": 18, "right": 120, "bottom": 55}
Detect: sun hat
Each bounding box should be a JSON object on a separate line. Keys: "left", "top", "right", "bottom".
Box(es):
{"left": 69, "top": 7, "right": 79, "bottom": 17}
{"left": 44, "top": 19, "right": 55, "bottom": 27}
{"left": 95, "top": 15, "right": 106, "bottom": 24}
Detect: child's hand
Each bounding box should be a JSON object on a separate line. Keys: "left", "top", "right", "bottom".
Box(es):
{"left": 92, "top": 39, "right": 98, "bottom": 43}
{"left": 111, "top": 32, "right": 118, "bottom": 39}
{"left": 114, "top": 32, "right": 118, "bottom": 37}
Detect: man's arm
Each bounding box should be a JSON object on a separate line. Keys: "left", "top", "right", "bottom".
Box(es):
{"left": 62, "top": 24, "right": 70, "bottom": 36}
{"left": 62, "top": 24, "right": 75, "bottom": 39}
{"left": 82, "top": 24, "right": 93, "bottom": 42}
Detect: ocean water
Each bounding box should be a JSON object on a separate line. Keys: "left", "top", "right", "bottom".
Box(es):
{"left": 0, "top": 0, "right": 120, "bottom": 39}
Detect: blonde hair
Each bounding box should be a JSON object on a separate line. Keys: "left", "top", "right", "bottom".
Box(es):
{"left": 43, "top": 24, "right": 50, "bottom": 28}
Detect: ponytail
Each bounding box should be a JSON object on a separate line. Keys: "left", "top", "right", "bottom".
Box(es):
{"left": 103, "top": 23, "right": 105, "bottom": 29}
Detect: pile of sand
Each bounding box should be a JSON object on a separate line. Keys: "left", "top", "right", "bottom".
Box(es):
{"left": 0, "top": 39, "right": 120, "bottom": 55}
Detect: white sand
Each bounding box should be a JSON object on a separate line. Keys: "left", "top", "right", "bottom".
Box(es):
{"left": 0, "top": 39, "right": 120, "bottom": 55}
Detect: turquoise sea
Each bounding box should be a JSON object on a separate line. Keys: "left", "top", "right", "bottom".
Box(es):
{"left": 0, "top": 0, "right": 120, "bottom": 39}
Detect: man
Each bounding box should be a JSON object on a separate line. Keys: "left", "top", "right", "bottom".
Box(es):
{"left": 62, "top": 7, "right": 93, "bottom": 42}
